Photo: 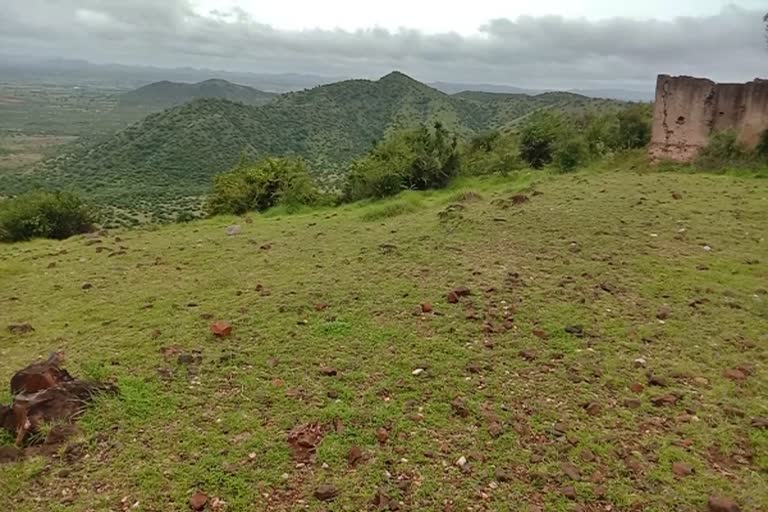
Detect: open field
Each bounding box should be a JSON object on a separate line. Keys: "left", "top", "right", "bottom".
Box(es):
{"left": 0, "top": 134, "right": 77, "bottom": 173}
{"left": 1, "top": 165, "right": 766, "bottom": 511}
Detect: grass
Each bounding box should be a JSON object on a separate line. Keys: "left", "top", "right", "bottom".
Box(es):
{"left": 0, "top": 165, "right": 766, "bottom": 511}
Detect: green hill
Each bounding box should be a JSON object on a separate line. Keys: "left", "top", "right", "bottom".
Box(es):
{"left": 19, "top": 72, "right": 627, "bottom": 218}
{"left": 2, "top": 166, "right": 766, "bottom": 511}
{"left": 117, "top": 79, "right": 277, "bottom": 109}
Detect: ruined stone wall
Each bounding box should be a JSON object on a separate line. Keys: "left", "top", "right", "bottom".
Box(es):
{"left": 649, "top": 75, "right": 768, "bottom": 162}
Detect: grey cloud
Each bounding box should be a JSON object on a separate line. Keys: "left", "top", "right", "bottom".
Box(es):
{"left": 1, "top": 1, "right": 765, "bottom": 89}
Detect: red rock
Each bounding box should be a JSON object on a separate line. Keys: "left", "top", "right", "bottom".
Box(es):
{"left": 708, "top": 496, "right": 741, "bottom": 512}
{"left": 210, "top": 321, "right": 232, "bottom": 337}
{"left": 451, "top": 398, "right": 471, "bottom": 418}
{"left": 724, "top": 369, "right": 747, "bottom": 381}
{"left": 672, "top": 192, "right": 683, "bottom": 200}
{"left": 314, "top": 303, "right": 329, "bottom": 311}
{"left": 189, "top": 491, "right": 208, "bottom": 511}
{"left": 447, "top": 291, "right": 459, "bottom": 304}
{"left": 560, "top": 486, "right": 577, "bottom": 500}
{"left": 421, "top": 303, "right": 433, "bottom": 313}
{"left": 630, "top": 382, "right": 645, "bottom": 393}
{"left": 532, "top": 329, "right": 549, "bottom": 340}
{"left": 656, "top": 305, "right": 671, "bottom": 320}
{"left": 561, "top": 462, "right": 581, "bottom": 481}
{"left": 348, "top": 445, "right": 363, "bottom": 467}
{"left": 651, "top": 394, "right": 679, "bottom": 407}
{"left": 672, "top": 461, "right": 694, "bottom": 477}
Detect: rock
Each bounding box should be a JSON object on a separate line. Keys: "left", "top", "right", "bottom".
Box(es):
{"left": 672, "top": 192, "right": 683, "bottom": 200}
{"left": 553, "top": 422, "right": 568, "bottom": 436}
{"left": 453, "top": 287, "right": 472, "bottom": 297}
{"left": 412, "top": 368, "right": 425, "bottom": 376}
{"left": 564, "top": 325, "right": 584, "bottom": 337}
{"left": 532, "top": 329, "right": 549, "bottom": 340}
{"left": 672, "top": 461, "right": 694, "bottom": 477}
{"left": 451, "top": 398, "right": 471, "bottom": 418}
{"left": 189, "top": 491, "right": 208, "bottom": 511}
{"left": 633, "top": 357, "right": 647, "bottom": 368}
{"left": 81, "top": 282, "right": 93, "bottom": 290}
{"left": 376, "top": 427, "right": 390, "bottom": 444}
{"left": 724, "top": 369, "right": 747, "bottom": 381}
{"left": 624, "top": 456, "right": 643, "bottom": 473}
{"left": 348, "top": 445, "right": 363, "bottom": 467}
{"left": 630, "top": 382, "right": 645, "bottom": 393}
{"left": 580, "top": 449, "right": 596, "bottom": 463}
{"left": 314, "top": 303, "right": 330, "bottom": 311}
{"left": 693, "top": 377, "right": 710, "bottom": 387}
{"left": 648, "top": 374, "right": 668, "bottom": 387}
{"left": 314, "top": 485, "right": 339, "bottom": 502}
{"left": 226, "top": 225, "right": 242, "bottom": 236}
{"left": 488, "top": 422, "right": 504, "bottom": 438}
{"left": 7, "top": 322, "right": 34, "bottom": 335}
{"left": 327, "top": 390, "right": 339, "bottom": 399}
{"left": 455, "top": 456, "right": 468, "bottom": 468}
{"left": 584, "top": 402, "right": 602, "bottom": 416}
{"left": 320, "top": 366, "right": 337, "bottom": 377}
{"left": 561, "top": 462, "right": 581, "bottom": 481}
{"left": 495, "top": 468, "right": 513, "bottom": 482}
{"left": 210, "top": 321, "right": 232, "bottom": 337}
{"left": 0, "top": 446, "right": 23, "bottom": 464}
{"left": 177, "top": 352, "right": 202, "bottom": 365}
{"left": 751, "top": 417, "right": 768, "bottom": 429}
{"left": 421, "top": 303, "right": 433, "bottom": 313}
{"left": 447, "top": 291, "right": 459, "bottom": 304}
{"left": 651, "top": 394, "right": 679, "bottom": 407}
{"left": 511, "top": 194, "right": 529, "bottom": 205}
{"left": 519, "top": 349, "right": 537, "bottom": 361}
{"left": 560, "top": 486, "right": 577, "bottom": 500}
{"left": 656, "top": 305, "right": 671, "bottom": 320}
{"left": 370, "top": 488, "right": 392, "bottom": 509}
{"left": 708, "top": 496, "right": 741, "bottom": 512}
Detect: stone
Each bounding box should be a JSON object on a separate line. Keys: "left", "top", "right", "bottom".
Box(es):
{"left": 707, "top": 496, "right": 741, "bottom": 512}
{"left": 724, "top": 369, "right": 747, "bottom": 381}
{"left": 421, "top": 303, "right": 433, "bottom": 313}
{"left": 519, "top": 349, "right": 537, "bottom": 361}
{"left": 412, "top": 368, "right": 425, "bottom": 376}
{"left": 564, "top": 325, "right": 584, "bottom": 337}
{"left": 584, "top": 402, "right": 602, "bottom": 416}
{"left": 320, "top": 366, "right": 337, "bottom": 377}
{"left": 453, "top": 287, "right": 472, "bottom": 297}
{"left": 226, "top": 225, "right": 242, "bottom": 236}
{"left": 651, "top": 394, "right": 679, "bottom": 407}
{"left": 314, "top": 485, "right": 339, "bottom": 502}
{"left": 560, "top": 486, "right": 577, "bottom": 500}
{"left": 189, "top": 491, "right": 208, "bottom": 511}
{"left": 672, "top": 461, "right": 694, "bottom": 477}
{"left": 81, "top": 282, "right": 93, "bottom": 290}
{"left": 447, "top": 291, "right": 459, "bottom": 304}
{"left": 656, "top": 305, "right": 671, "bottom": 320}
{"left": 376, "top": 427, "right": 389, "bottom": 444}
{"left": 451, "top": 398, "right": 470, "bottom": 418}
{"left": 495, "top": 468, "right": 513, "bottom": 482}
{"left": 633, "top": 357, "right": 647, "bottom": 368}
{"left": 751, "top": 417, "right": 768, "bottom": 429}
{"left": 630, "top": 382, "right": 645, "bottom": 393}
{"left": 211, "top": 321, "right": 232, "bottom": 337}
{"left": 561, "top": 462, "right": 581, "bottom": 481}
{"left": 532, "top": 329, "right": 549, "bottom": 340}
{"left": 348, "top": 445, "right": 363, "bottom": 467}
{"left": 624, "top": 398, "right": 642, "bottom": 409}
{"left": 7, "top": 322, "right": 34, "bottom": 335}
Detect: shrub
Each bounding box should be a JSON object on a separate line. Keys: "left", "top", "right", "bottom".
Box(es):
{"left": 696, "top": 130, "right": 750, "bottom": 170}
{"left": 462, "top": 130, "right": 524, "bottom": 176}
{"left": 0, "top": 191, "right": 96, "bottom": 242}
{"left": 616, "top": 105, "right": 652, "bottom": 150}
{"left": 756, "top": 129, "right": 768, "bottom": 159}
{"left": 519, "top": 111, "right": 563, "bottom": 169}
{"left": 554, "top": 137, "right": 590, "bottom": 172}
{"left": 206, "top": 157, "right": 318, "bottom": 215}
{"left": 343, "top": 122, "right": 460, "bottom": 201}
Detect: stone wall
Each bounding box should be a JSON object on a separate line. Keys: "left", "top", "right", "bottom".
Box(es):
{"left": 649, "top": 75, "right": 768, "bottom": 162}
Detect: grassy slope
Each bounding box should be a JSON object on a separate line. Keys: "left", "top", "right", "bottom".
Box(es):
{"left": 117, "top": 79, "right": 278, "bottom": 109}
{"left": 1, "top": 163, "right": 766, "bottom": 511}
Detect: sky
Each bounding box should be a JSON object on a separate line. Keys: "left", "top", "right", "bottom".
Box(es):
{"left": 1, "top": 0, "right": 766, "bottom": 90}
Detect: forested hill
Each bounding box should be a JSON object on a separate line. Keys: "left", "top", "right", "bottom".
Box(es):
{"left": 117, "top": 79, "right": 277, "bottom": 109}
{"left": 32, "top": 72, "right": 624, "bottom": 209}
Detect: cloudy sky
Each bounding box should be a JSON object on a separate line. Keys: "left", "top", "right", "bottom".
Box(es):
{"left": 1, "top": 0, "right": 766, "bottom": 89}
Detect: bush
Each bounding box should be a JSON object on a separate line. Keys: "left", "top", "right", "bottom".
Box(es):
{"left": 0, "top": 191, "right": 96, "bottom": 242}
{"left": 206, "top": 157, "right": 318, "bottom": 215}
{"left": 756, "top": 129, "right": 768, "bottom": 159}
{"left": 696, "top": 130, "right": 750, "bottom": 170}
{"left": 462, "top": 130, "right": 524, "bottom": 176}
{"left": 554, "top": 137, "right": 590, "bottom": 172}
{"left": 519, "top": 111, "right": 564, "bottom": 169}
{"left": 343, "top": 122, "right": 460, "bottom": 201}
{"left": 616, "top": 105, "right": 652, "bottom": 150}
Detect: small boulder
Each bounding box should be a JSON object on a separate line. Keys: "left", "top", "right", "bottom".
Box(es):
{"left": 7, "top": 322, "right": 34, "bottom": 335}
{"left": 724, "top": 369, "right": 747, "bottom": 381}
{"left": 314, "top": 485, "right": 339, "bottom": 502}
{"left": 421, "top": 303, "right": 433, "bottom": 313}
{"left": 671, "top": 462, "right": 694, "bottom": 477}
{"left": 189, "top": 491, "right": 208, "bottom": 511}
{"left": 211, "top": 321, "right": 232, "bottom": 337}
{"left": 226, "top": 225, "right": 242, "bottom": 236}
{"left": 708, "top": 496, "right": 741, "bottom": 512}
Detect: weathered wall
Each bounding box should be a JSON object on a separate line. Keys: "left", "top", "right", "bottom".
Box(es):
{"left": 649, "top": 75, "right": 768, "bottom": 162}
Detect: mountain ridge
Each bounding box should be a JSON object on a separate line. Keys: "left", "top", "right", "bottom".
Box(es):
{"left": 117, "top": 79, "right": 277, "bottom": 109}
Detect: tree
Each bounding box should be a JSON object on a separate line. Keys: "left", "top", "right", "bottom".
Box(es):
{"left": 0, "top": 191, "right": 96, "bottom": 242}
{"left": 519, "top": 111, "right": 564, "bottom": 169}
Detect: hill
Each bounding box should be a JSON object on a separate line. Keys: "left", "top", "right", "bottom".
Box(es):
{"left": 117, "top": 79, "right": 277, "bottom": 109}
{"left": 22, "top": 72, "right": 626, "bottom": 219}
{"left": 1, "top": 166, "right": 766, "bottom": 510}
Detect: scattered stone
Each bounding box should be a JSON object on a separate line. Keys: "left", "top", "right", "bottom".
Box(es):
{"left": 451, "top": 398, "right": 471, "bottom": 418}
{"left": 488, "top": 422, "right": 504, "bottom": 438}
{"left": 651, "top": 394, "right": 679, "bottom": 407}
{"left": 648, "top": 374, "right": 668, "bottom": 387}
{"left": 453, "top": 287, "right": 472, "bottom": 297}
{"left": 519, "top": 349, "right": 537, "bottom": 361}
{"left": 7, "top": 322, "right": 34, "bottom": 335}
{"left": 189, "top": 491, "right": 208, "bottom": 511}
{"left": 320, "top": 366, "right": 337, "bottom": 377}
{"left": 561, "top": 463, "right": 581, "bottom": 481}
{"left": 455, "top": 456, "right": 468, "bottom": 468}
{"left": 314, "top": 303, "right": 330, "bottom": 311}
{"left": 532, "top": 329, "right": 549, "bottom": 340}
{"left": 584, "top": 402, "right": 602, "bottom": 416}
{"left": 656, "top": 305, "right": 671, "bottom": 320}
{"left": 553, "top": 422, "right": 569, "bottom": 436}
{"left": 376, "top": 427, "right": 390, "bottom": 444}
{"left": 708, "top": 496, "right": 741, "bottom": 512}
{"left": 672, "top": 192, "right": 683, "bottom": 200}
{"left": 226, "top": 225, "right": 242, "bottom": 236}
{"left": 210, "top": 321, "right": 232, "bottom": 337}
{"left": 447, "top": 291, "right": 459, "bottom": 304}
{"left": 630, "top": 383, "right": 645, "bottom": 393}
{"left": 327, "top": 390, "right": 339, "bottom": 399}
{"left": 560, "top": 486, "right": 577, "bottom": 500}
{"left": 623, "top": 398, "right": 642, "bottom": 409}
{"left": 0, "top": 446, "right": 23, "bottom": 464}
{"left": 633, "top": 357, "right": 647, "bottom": 368}
{"left": 580, "top": 449, "right": 596, "bottom": 463}
{"left": 495, "top": 468, "right": 513, "bottom": 482}
{"left": 511, "top": 194, "right": 529, "bottom": 205}
{"left": 287, "top": 423, "right": 325, "bottom": 463}
{"left": 624, "top": 456, "right": 643, "bottom": 474}
{"left": 412, "top": 368, "right": 425, "bottom": 376}
{"left": 81, "top": 282, "right": 93, "bottom": 290}
{"left": 723, "top": 369, "right": 747, "bottom": 381}
{"left": 751, "top": 417, "right": 768, "bottom": 429}
{"left": 177, "top": 352, "right": 202, "bottom": 365}
{"left": 370, "top": 488, "right": 392, "bottom": 509}
{"left": 672, "top": 462, "right": 694, "bottom": 477}
{"left": 564, "top": 325, "right": 584, "bottom": 337}
{"left": 348, "top": 445, "right": 363, "bottom": 467}
{"left": 314, "top": 485, "right": 339, "bottom": 502}
{"left": 693, "top": 377, "right": 710, "bottom": 387}
{"left": 421, "top": 303, "right": 433, "bottom": 313}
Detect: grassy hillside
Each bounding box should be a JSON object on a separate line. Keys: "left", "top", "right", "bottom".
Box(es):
{"left": 1, "top": 164, "right": 766, "bottom": 511}
{"left": 10, "top": 73, "right": 627, "bottom": 216}
{"left": 117, "top": 79, "right": 277, "bottom": 109}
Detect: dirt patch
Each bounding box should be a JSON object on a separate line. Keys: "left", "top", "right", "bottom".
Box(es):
{"left": 286, "top": 423, "right": 327, "bottom": 464}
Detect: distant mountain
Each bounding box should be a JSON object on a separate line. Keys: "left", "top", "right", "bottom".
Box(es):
{"left": 117, "top": 79, "right": 277, "bottom": 109}
{"left": 31, "top": 72, "right": 626, "bottom": 216}
{"left": 431, "top": 81, "right": 542, "bottom": 96}
{"left": 571, "top": 88, "right": 654, "bottom": 102}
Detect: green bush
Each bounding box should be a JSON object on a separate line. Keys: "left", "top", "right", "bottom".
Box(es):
{"left": 343, "top": 123, "right": 460, "bottom": 201}
{"left": 462, "top": 130, "right": 524, "bottom": 176}
{"left": 554, "top": 137, "right": 590, "bottom": 172}
{"left": 206, "top": 157, "right": 318, "bottom": 215}
{"left": 696, "top": 130, "right": 751, "bottom": 170}
{"left": 519, "top": 111, "right": 563, "bottom": 169}
{"left": 616, "top": 105, "right": 652, "bottom": 150}
{"left": 756, "top": 129, "right": 768, "bottom": 159}
{"left": 0, "top": 191, "right": 96, "bottom": 242}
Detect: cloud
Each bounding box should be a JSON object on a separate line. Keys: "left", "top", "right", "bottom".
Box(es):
{"left": 1, "top": 1, "right": 765, "bottom": 89}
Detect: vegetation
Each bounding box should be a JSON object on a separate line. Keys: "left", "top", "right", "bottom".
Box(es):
{"left": 0, "top": 190, "right": 95, "bottom": 242}
{"left": 694, "top": 129, "right": 768, "bottom": 171}
{"left": 343, "top": 123, "right": 460, "bottom": 201}
{"left": 206, "top": 157, "right": 318, "bottom": 215}
{"left": 117, "top": 79, "right": 277, "bottom": 109}
{"left": 1, "top": 165, "right": 766, "bottom": 511}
